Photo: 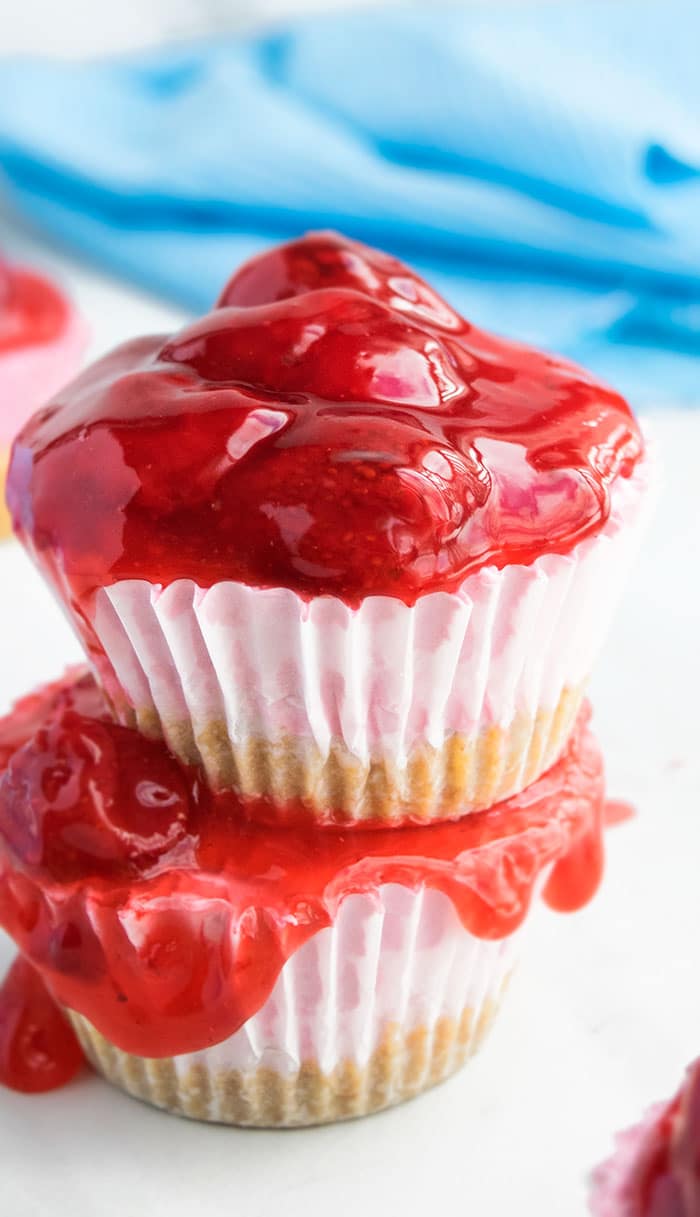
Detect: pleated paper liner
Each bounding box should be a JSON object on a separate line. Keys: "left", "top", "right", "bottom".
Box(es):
{"left": 89, "top": 449, "right": 650, "bottom": 825}
{"left": 67, "top": 885, "right": 516, "bottom": 1127}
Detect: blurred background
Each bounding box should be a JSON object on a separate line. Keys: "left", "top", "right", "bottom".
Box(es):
{"left": 3, "top": 0, "right": 559, "bottom": 54}
{"left": 2, "top": 0, "right": 699, "bottom": 401}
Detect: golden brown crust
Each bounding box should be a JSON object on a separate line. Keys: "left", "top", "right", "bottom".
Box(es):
{"left": 0, "top": 449, "right": 11, "bottom": 540}
{"left": 68, "top": 997, "right": 502, "bottom": 1128}
{"left": 125, "top": 685, "right": 583, "bottom": 825}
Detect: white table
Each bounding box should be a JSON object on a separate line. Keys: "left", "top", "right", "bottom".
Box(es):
{"left": 1, "top": 226, "right": 699, "bottom": 1217}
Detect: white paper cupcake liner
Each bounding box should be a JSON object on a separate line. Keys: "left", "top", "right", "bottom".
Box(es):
{"left": 88, "top": 454, "right": 652, "bottom": 823}
{"left": 68, "top": 884, "right": 516, "bottom": 1126}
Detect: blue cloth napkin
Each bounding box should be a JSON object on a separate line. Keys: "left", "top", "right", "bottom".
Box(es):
{"left": 1, "top": 0, "right": 699, "bottom": 404}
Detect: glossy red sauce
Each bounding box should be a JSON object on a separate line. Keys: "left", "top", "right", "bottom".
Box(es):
{"left": 604, "top": 799, "right": 637, "bottom": 827}
{"left": 0, "top": 956, "right": 83, "bottom": 1093}
{"left": 0, "top": 671, "right": 605, "bottom": 1072}
{"left": 0, "top": 263, "right": 69, "bottom": 355}
{"left": 7, "top": 232, "right": 643, "bottom": 609}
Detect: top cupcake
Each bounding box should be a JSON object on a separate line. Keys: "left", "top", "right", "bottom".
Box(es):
{"left": 8, "top": 232, "right": 643, "bottom": 608}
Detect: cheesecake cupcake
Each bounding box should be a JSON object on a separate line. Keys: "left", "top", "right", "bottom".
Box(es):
{"left": 591, "top": 1059, "right": 700, "bottom": 1215}
{"left": 0, "top": 257, "right": 86, "bottom": 537}
{"left": 7, "top": 232, "right": 650, "bottom": 825}
{"left": 0, "top": 670, "right": 606, "bottom": 1125}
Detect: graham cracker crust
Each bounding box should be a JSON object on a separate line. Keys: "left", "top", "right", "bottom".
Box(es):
{"left": 125, "top": 685, "right": 583, "bottom": 825}
{"left": 0, "top": 450, "right": 11, "bottom": 539}
{"left": 68, "top": 998, "right": 501, "bottom": 1128}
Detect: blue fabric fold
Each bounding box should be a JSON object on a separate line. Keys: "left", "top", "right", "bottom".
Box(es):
{"left": 0, "top": 0, "right": 699, "bottom": 404}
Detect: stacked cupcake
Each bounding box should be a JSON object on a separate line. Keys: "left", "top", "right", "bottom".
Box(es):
{"left": 0, "top": 234, "right": 651, "bottom": 1125}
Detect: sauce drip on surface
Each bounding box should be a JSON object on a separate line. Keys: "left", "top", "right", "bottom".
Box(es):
{"left": 8, "top": 232, "right": 643, "bottom": 608}
{"left": 604, "top": 799, "right": 637, "bottom": 827}
{"left": 0, "top": 671, "right": 605, "bottom": 1068}
{"left": 0, "top": 956, "right": 83, "bottom": 1093}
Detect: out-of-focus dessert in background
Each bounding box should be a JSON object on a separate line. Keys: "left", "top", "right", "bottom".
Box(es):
{"left": 0, "top": 257, "right": 86, "bottom": 537}
{"left": 591, "top": 1059, "right": 700, "bottom": 1216}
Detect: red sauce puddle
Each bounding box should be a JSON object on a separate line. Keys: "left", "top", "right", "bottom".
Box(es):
{"left": 604, "top": 799, "right": 637, "bottom": 827}
{"left": 0, "top": 671, "right": 607, "bottom": 1088}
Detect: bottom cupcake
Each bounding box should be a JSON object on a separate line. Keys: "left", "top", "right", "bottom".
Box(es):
{"left": 0, "top": 672, "right": 605, "bottom": 1126}
{"left": 69, "top": 886, "right": 513, "bottom": 1127}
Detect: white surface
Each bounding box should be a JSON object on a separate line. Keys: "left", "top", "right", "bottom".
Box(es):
{"left": 0, "top": 234, "right": 699, "bottom": 1215}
